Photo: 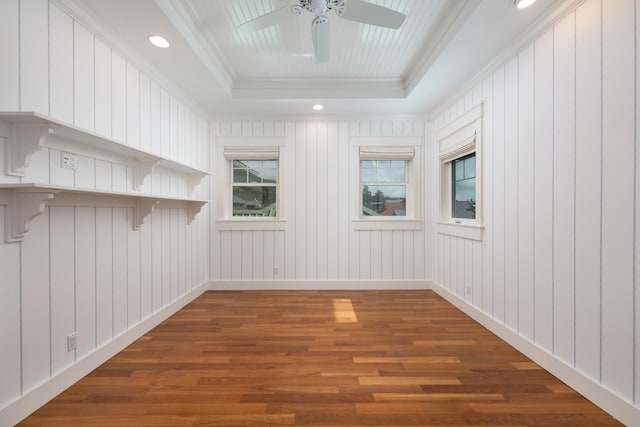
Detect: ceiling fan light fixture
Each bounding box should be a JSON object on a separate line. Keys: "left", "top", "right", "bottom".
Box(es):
{"left": 513, "top": 0, "right": 536, "bottom": 9}
{"left": 148, "top": 35, "right": 170, "bottom": 48}
{"left": 312, "top": 104, "right": 324, "bottom": 111}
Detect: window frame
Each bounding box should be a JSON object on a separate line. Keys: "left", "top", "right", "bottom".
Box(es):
{"left": 451, "top": 152, "right": 476, "bottom": 220}
{"left": 231, "top": 158, "right": 278, "bottom": 218}
{"left": 351, "top": 138, "right": 423, "bottom": 231}
{"left": 215, "top": 137, "right": 288, "bottom": 231}
{"left": 360, "top": 159, "right": 408, "bottom": 217}
{"left": 436, "top": 104, "right": 483, "bottom": 240}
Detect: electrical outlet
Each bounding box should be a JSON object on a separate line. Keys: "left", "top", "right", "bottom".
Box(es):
{"left": 61, "top": 152, "right": 77, "bottom": 170}
{"left": 273, "top": 266, "right": 279, "bottom": 276}
{"left": 466, "top": 285, "right": 472, "bottom": 296}
{"left": 67, "top": 332, "right": 78, "bottom": 352}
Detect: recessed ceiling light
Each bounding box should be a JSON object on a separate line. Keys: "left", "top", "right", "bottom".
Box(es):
{"left": 513, "top": 0, "right": 536, "bottom": 9}
{"left": 312, "top": 104, "right": 324, "bottom": 111}
{"left": 148, "top": 35, "right": 170, "bottom": 48}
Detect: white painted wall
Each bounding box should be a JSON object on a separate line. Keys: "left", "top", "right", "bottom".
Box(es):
{"left": 432, "top": 0, "right": 640, "bottom": 415}
{"left": 209, "top": 119, "right": 433, "bottom": 284}
{"left": 0, "top": 0, "right": 210, "bottom": 423}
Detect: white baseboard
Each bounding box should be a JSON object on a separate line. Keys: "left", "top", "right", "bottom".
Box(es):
{"left": 208, "top": 280, "right": 433, "bottom": 290}
{"left": 1, "top": 282, "right": 208, "bottom": 427}
{"left": 430, "top": 281, "right": 640, "bottom": 427}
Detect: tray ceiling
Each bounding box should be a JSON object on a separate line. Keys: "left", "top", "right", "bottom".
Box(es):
{"left": 62, "top": 0, "right": 566, "bottom": 115}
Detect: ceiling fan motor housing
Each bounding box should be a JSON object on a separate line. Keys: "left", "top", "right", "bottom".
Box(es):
{"left": 300, "top": 0, "right": 339, "bottom": 16}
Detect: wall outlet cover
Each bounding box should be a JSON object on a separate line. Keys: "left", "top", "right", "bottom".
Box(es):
{"left": 61, "top": 152, "right": 77, "bottom": 170}
{"left": 67, "top": 332, "right": 78, "bottom": 352}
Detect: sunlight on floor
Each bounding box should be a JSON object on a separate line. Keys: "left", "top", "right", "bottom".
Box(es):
{"left": 333, "top": 298, "right": 358, "bottom": 323}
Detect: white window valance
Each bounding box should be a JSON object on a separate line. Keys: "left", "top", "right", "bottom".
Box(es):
{"left": 437, "top": 104, "right": 482, "bottom": 163}
{"left": 359, "top": 146, "right": 415, "bottom": 160}
{"left": 439, "top": 122, "right": 476, "bottom": 163}
{"left": 224, "top": 146, "right": 279, "bottom": 160}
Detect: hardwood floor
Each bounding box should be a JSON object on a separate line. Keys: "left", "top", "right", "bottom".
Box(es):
{"left": 19, "top": 290, "right": 621, "bottom": 426}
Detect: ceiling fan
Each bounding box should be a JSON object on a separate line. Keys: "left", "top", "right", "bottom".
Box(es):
{"left": 237, "top": 0, "right": 407, "bottom": 63}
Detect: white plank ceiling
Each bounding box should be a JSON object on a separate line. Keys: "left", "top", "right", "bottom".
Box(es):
{"left": 187, "top": 0, "right": 448, "bottom": 79}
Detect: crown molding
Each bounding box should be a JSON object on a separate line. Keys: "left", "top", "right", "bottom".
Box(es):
{"left": 207, "top": 113, "right": 429, "bottom": 124}
{"left": 232, "top": 77, "right": 407, "bottom": 99}
{"left": 404, "top": 0, "right": 479, "bottom": 96}
{"left": 154, "top": 0, "right": 234, "bottom": 96}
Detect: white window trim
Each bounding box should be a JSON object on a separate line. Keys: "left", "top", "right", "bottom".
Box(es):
{"left": 214, "top": 137, "right": 287, "bottom": 231}
{"left": 351, "top": 137, "right": 423, "bottom": 231}
{"left": 436, "top": 104, "right": 483, "bottom": 241}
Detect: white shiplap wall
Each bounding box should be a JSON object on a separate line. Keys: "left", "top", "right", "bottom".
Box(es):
{"left": 0, "top": 204, "right": 208, "bottom": 398}
{"left": 433, "top": 0, "right": 639, "bottom": 411}
{"left": 209, "top": 119, "right": 432, "bottom": 284}
{"left": 0, "top": 0, "right": 210, "bottom": 421}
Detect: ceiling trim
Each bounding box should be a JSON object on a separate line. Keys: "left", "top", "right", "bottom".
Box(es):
{"left": 155, "top": 0, "right": 235, "bottom": 96}
{"left": 404, "top": 0, "right": 479, "bottom": 96}
{"left": 232, "top": 78, "right": 407, "bottom": 99}
{"left": 208, "top": 112, "right": 430, "bottom": 122}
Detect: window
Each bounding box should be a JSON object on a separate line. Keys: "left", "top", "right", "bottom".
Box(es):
{"left": 361, "top": 160, "right": 407, "bottom": 217}
{"left": 216, "top": 142, "right": 287, "bottom": 231}
{"left": 451, "top": 153, "right": 476, "bottom": 219}
{"left": 437, "top": 104, "right": 482, "bottom": 240}
{"left": 352, "top": 142, "right": 422, "bottom": 230}
{"left": 232, "top": 159, "right": 277, "bottom": 217}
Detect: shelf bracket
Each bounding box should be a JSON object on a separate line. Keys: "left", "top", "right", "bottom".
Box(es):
{"left": 6, "top": 124, "right": 55, "bottom": 176}
{"left": 6, "top": 189, "right": 56, "bottom": 242}
{"left": 134, "top": 198, "right": 159, "bottom": 230}
{"left": 187, "top": 201, "right": 207, "bottom": 225}
{"left": 134, "top": 159, "right": 160, "bottom": 191}
{"left": 187, "top": 172, "right": 207, "bottom": 196}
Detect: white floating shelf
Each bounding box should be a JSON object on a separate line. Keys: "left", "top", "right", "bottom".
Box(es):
{"left": 0, "top": 112, "right": 209, "bottom": 193}
{"left": 0, "top": 183, "right": 207, "bottom": 242}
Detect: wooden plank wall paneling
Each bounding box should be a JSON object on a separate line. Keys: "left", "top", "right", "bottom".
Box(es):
{"left": 636, "top": 0, "right": 640, "bottom": 406}
{"left": 0, "top": 204, "right": 209, "bottom": 402}
{"left": 0, "top": 0, "right": 210, "bottom": 414}
{"left": 209, "top": 119, "right": 429, "bottom": 283}
{"left": 0, "top": 0, "right": 19, "bottom": 111}
{"left": 433, "top": 0, "right": 639, "bottom": 407}
{"left": 0, "top": 207, "right": 21, "bottom": 406}
{"left": 550, "top": 10, "right": 576, "bottom": 358}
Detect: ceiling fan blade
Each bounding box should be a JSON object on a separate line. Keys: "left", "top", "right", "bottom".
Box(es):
{"left": 237, "top": 5, "right": 299, "bottom": 33}
{"left": 336, "top": 0, "right": 406, "bottom": 29}
{"left": 311, "top": 16, "right": 330, "bottom": 63}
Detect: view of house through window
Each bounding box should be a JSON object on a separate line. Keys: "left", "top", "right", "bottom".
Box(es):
{"left": 361, "top": 160, "right": 407, "bottom": 216}
{"left": 232, "top": 159, "right": 277, "bottom": 217}
{"left": 452, "top": 153, "right": 476, "bottom": 219}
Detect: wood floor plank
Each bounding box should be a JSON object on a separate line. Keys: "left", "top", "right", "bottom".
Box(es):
{"left": 353, "top": 356, "right": 461, "bottom": 364}
{"left": 372, "top": 392, "right": 507, "bottom": 402}
{"left": 358, "top": 376, "right": 462, "bottom": 386}
{"left": 18, "top": 290, "right": 622, "bottom": 426}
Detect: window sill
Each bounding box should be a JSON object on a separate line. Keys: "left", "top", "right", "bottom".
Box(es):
{"left": 352, "top": 219, "right": 422, "bottom": 231}
{"left": 436, "top": 221, "right": 483, "bottom": 241}
{"left": 217, "top": 219, "right": 287, "bottom": 231}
